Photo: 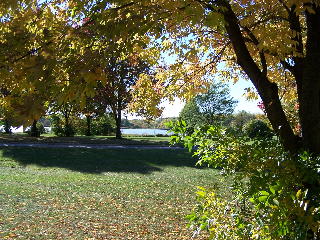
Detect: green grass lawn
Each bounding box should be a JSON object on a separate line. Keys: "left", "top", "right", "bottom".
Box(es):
{"left": 0, "top": 147, "right": 229, "bottom": 239}
{"left": 0, "top": 134, "right": 172, "bottom": 146}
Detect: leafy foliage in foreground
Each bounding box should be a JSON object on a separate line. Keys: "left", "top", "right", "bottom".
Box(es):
{"left": 169, "top": 121, "right": 320, "bottom": 239}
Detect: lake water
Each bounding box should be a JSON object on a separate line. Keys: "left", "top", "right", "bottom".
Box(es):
{"left": 121, "top": 128, "right": 172, "bottom": 136}
{"left": 7, "top": 126, "right": 172, "bottom": 136}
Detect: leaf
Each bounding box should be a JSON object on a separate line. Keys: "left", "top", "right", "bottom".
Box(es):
{"left": 273, "top": 199, "right": 279, "bottom": 206}
{"left": 296, "top": 189, "right": 302, "bottom": 199}
{"left": 196, "top": 190, "right": 206, "bottom": 198}
{"left": 187, "top": 140, "right": 194, "bottom": 152}
{"left": 258, "top": 195, "right": 268, "bottom": 203}
{"left": 269, "top": 184, "right": 280, "bottom": 194}
{"left": 259, "top": 191, "right": 270, "bottom": 196}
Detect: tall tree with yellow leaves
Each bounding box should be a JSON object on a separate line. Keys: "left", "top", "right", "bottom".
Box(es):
{"left": 76, "top": 0, "right": 320, "bottom": 155}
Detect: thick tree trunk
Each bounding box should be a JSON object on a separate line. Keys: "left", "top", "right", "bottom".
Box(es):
{"left": 300, "top": 8, "right": 320, "bottom": 154}
{"left": 115, "top": 112, "right": 122, "bottom": 139}
{"left": 30, "top": 120, "right": 40, "bottom": 137}
{"left": 86, "top": 115, "right": 92, "bottom": 136}
{"left": 218, "top": 1, "right": 300, "bottom": 154}
{"left": 295, "top": 13, "right": 320, "bottom": 238}
{"left": 4, "top": 119, "right": 11, "bottom": 134}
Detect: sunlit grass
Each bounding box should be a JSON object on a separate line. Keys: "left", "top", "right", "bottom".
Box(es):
{"left": 0, "top": 147, "right": 230, "bottom": 239}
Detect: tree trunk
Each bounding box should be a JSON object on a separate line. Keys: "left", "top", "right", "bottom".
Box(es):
{"left": 115, "top": 99, "right": 122, "bottom": 139}
{"left": 30, "top": 120, "right": 40, "bottom": 137}
{"left": 300, "top": 10, "right": 320, "bottom": 238}
{"left": 64, "top": 114, "right": 73, "bottom": 137}
{"left": 115, "top": 110, "right": 122, "bottom": 139}
{"left": 300, "top": 7, "right": 320, "bottom": 154}
{"left": 218, "top": 1, "right": 300, "bottom": 154}
{"left": 4, "top": 119, "right": 11, "bottom": 134}
{"left": 86, "top": 115, "right": 92, "bottom": 136}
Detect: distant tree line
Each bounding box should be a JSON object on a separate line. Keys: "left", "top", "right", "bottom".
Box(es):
{"left": 0, "top": 81, "right": 273, "bottom": 139}
{"left": 121, "top": 118, "right": 177, "bottom": 129}
{"left": 178, "top": 82, "right": 274, "bottom": 139}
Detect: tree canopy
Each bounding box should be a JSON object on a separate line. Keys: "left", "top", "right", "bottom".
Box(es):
{"left": 1, "top": 0, "right": 319, "bottom": 154}
{"left": 2, "top": 0, "right": 320, "bottom": 239}
{"left": 180, "top": 82, "right": 237, "bottom": 127}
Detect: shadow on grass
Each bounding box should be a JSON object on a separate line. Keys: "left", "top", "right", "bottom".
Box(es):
{"left": 1, "top": 147, "right": 198, "bottom": 174}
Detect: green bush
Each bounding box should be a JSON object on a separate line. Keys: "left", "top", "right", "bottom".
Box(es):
{"left": 37, "top": 122, "right": 46, "bottom": 134}
{"left": 168, "top": 121, "right": 320, "bottom": 239}
{"left": 91, "top": 115, "right": 115, "bottom": 136}
{"left": 1, "top": 119, "right": 12, "bottom": 134}
{"left": 27, "top": 122, "right": 46, "bottom": 137}
{"left": 224, "top": 111, "right": 257, "bottom": 136}
{"left": 73, "top": 115, "right": 115, "bottom": 136}
{"left": 51, "top": 115, "right": 75, "bottom": 137}
{"left": 73, "top": 118, "right": 87, "bottom": 136}
{"left": 243, "top": 119, "right": 273, "bottom": 139}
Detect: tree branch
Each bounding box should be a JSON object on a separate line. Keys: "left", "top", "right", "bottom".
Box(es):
{"left": 210, "top": 0, "right": 300, "bottom": 153}
{"left": 241, "top": 25, "right": 268, "bottom": 76}
{"left": 0, "top": 1, "right": 136, "bottom": 70}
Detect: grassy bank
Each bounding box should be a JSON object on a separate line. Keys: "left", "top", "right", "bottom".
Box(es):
{"left": 0, "top": 147, "right": 230, "bottom": 239}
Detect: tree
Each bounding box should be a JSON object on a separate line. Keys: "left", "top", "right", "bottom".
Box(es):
{"left": 91, "top": 1, "right": 320, "bottom": 238}
{"left": 66, "top": 0, "right": 318, "bottom": 156}
{"left": 49, "top": 100, "right": 78, "bottom": 137}
{"left": 226, "top": 110, "right": 257, "bottom": 135}
{"left": 180, "top": 82, "right": 237, "bottom": 127}
{"left": 95, "top": 57, "right": 153, "bottom": 139}
{"left": 179, "top": 98, "right": 203, "bottom": 127}
{"left": 0, "top": 105, "right": 14, "bottom": 134}
{"left": 4, "top": 1, "right": 320, "bottom": 154}
{"left": 79, "top": 97, "right": 106, "bottom": 136}
{"left": 2, "top": 1, "right": 320, "bottom": 238}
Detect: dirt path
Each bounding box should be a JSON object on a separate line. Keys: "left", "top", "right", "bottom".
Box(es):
{"left": 0, "top": 142, "right": 183, "bottom": 150}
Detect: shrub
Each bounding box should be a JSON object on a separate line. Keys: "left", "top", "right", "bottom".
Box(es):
{"left": 224, "top": 111, "right": 257, "bottom": 136}
{"left": 243, "top": 119, "right": 273, "bottom": 139}
{"left": 27, "top": 122, "right": 46, "bottom": 137}
{"left": 169, "top": 121, "right": 320, "bottom": 239}
{"left": 0, "top": 119, "right": 12, "bottom": 134}
{"left": 73, "top": 118, "right": 87, "bottom": 136}
{"left": 91, "top": 115, "right": 115, "bottom": 136}
{"left": 51, "top": 115, "right": 75, "bottom": 137}
{"left": 37, "top": 122, "right": 46, "bottom": 134}
{"left": 155, "top": 134, "right": 169, "bottom": 137}
{"left": 73, "top": 115, "right": 115, "bottom": 136}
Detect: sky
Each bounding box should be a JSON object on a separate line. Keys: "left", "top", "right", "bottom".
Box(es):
{"left": 154, "top": 49, "right": 264, "bottom": 119}
{"left": 126, "top": 48, "right": 264, "bottom": 120}
{"left": 160, "top": 78, "right": 263, "bottom": 119}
